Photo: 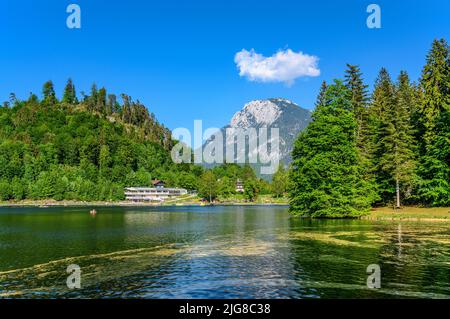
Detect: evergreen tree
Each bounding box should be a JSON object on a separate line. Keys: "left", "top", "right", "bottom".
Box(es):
{"left": 344, "top": 64, "right": 370, "bottom": 156}
{"left": 377, "top": 71, "right": 417, "bottom": 207}
{"left": 88, "top": 83, "right": 98, "bottom": 112}
{"left": 367, "top": 68, "right": 396, "bottom": 203}
{"left": 107, "top": 94, "right": 117, "bottom": 115}
{"left": 62, "top": 78, "right": 77, "bottom": 104}
{"left": 416, "top": 39, "right": 450, "bottom": 206}
{"left": 315, "top": 81, "right": 328, "bottom": 108}
{"left": 97, "top": 87, "right": 107, "bottom": 113}
{"left": 42, "top": 81, "right": 57, "bottom": 105}
{"left": 121, "top": 94, "right": 132, "bottom": 123}
{"left": 289, "top": 80, "right": 376, "bottom": 217}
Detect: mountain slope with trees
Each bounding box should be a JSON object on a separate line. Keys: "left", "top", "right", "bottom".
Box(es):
{"left": 0, "top": 80, "right": 200, "bottom": 201}
{"left": 0, "top": 81, "right": 278, "bottom": 203}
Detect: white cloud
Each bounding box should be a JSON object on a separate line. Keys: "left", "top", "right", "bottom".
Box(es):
{"left": 234, "top": 48, "right": 320, "bottom": 85}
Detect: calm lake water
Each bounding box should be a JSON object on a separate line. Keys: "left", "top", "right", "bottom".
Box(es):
{"left": 0, "top": 205, "right": 449, "bottom": 299}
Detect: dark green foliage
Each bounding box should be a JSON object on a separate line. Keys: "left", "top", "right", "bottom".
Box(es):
{"left": 62, "top": 78, "right": 77, "bottom": 104}
{"left": 344, "top": 64, "right": 370, "bottom": 158}
{"left": 196, "top": 164, "right": 268, "bottom": 201}
{"left": 289, "top": 80, "right": 377, "bottom": 218}
{"left": 368, "top": 69, "right": 417, "bottom": 205}
{"left": 0, "top": 80, "right": 192, "bottom": 201}
{"left": 218, "top": 176, "right": 235, "bottom": 198}
{"left": 315, "top": 81, "right": 328, "bottom": 108}
{"left": 289, "top": 39, "right": 450, "bottom": 216}
{"left": 416, "top": 39, "right": 450, "bottom": 206}
{"left": 244, "top": 179, "right": 259, "bottom": 201}
{"left": 42, "top": 81, "right": 57, "bottom": 105}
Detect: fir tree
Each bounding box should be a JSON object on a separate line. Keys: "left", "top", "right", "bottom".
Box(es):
{"left": 344, "top": 64, "right": 370, "bottom": 155}
{"left": 315, "top": 81, "right": 328, "bottom": 108}
{"left": 367, "top": 68, "right": 397, "bottom": 203}
{"left": 377, "top": 71, "right": 417, "bottom": 207}
{"left": 416, "top": 39, "right": 450, "bottom": 206}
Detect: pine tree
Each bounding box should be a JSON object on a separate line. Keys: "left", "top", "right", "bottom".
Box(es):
{"left": 62, "top": 78, "right": 77, "bottom": 104}
{"left": 42, "top": 81, "right": 57, "bottom": 105}
{"left": 289, "top": 80, "right": 376, "bottom": 217}
{"left": 416, "top": 39, "right": 450, "bottom": 206}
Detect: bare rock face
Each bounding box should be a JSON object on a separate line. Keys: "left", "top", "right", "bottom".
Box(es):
{"left": 203, "top": 98, "right": 312, "bottom": 176}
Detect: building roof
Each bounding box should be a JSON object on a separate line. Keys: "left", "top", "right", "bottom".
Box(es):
{"left": 152, "top": 179, "right": 165, "bottom": 186}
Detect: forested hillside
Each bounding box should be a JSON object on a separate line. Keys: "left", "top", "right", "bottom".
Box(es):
{"left": 289, "top": 39, "right": 450, "bottom": 217}
{"left": 0, "top": 81, "right": 278, "bottom": 202}
{"left": 0, "top": 80, "right": 202, "bottom": 201}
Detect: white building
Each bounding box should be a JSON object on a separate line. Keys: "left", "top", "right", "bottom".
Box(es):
{"left": 124, "top": 180, "right": 187, "bottom": 202}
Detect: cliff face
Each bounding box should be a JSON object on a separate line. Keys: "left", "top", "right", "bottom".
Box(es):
{"left": 203, "top": 98, "right": 312, "bottom": 176}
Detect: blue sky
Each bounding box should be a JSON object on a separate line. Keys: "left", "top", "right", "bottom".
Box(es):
{"left": 1, "top": 0, "right": 450, "bottom": 132}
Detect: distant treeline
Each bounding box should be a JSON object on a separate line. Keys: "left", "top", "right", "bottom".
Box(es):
{"left": 0, "top": 82, "right": 284, "bottom": 202}
{"left": 289, "top": 39, "right": 450, "bottom": 217}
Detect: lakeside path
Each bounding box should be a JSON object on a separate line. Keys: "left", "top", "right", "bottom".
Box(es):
{"left": 0, "top": 201, "right": 448, "bottom": 221}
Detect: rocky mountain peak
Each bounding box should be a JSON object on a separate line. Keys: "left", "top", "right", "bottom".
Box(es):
{"left": 202, "top": 98, "right": 312, "bottom": 176}
{"left": 229, "top": 98, "right": 297, "bottom": 128}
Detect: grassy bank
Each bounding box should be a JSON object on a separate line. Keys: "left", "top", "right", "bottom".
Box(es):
{"left": 365, "top": 206, "right": 450, "bottom": 221}
{"left": 217, "top": 194, "right": 289, "bottom": 205}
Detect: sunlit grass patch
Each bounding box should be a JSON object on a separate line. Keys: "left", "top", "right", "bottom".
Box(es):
{"left": 367, "top": 207, "right": 450, "bottom": 221}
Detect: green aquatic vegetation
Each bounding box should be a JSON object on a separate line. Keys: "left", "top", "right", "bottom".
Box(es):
{"left": 0, "top": 244, "right": 184, "bottom": 297}
{"left": 283, "top": 230, "right": 384, "bottom": 249}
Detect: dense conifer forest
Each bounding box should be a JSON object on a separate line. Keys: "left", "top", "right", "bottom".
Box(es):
{"left": 289, "top": 39, "right": 450, "bottom": 217}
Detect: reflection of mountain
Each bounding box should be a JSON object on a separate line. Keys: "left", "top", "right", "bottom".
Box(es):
{"left": 202, "top": 98, "right": 312, "bottom": 176}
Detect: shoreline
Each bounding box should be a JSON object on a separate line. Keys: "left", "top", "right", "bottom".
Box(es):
{"left": 1, "top": 201, "right": 448, "bottom": 221}
{"left": 364, "top": 206, "right": 450, "bottom": 222}
{"left": 0, "top": 199, "right": 290, "bottom": 208}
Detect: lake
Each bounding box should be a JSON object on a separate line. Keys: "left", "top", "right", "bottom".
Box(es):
{"left": 0, "top": 205, "right": 449, "bottom": 298}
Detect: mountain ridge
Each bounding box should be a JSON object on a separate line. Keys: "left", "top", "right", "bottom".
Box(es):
{"left": 203, "top": 98, "right": 312, "bottom": 175}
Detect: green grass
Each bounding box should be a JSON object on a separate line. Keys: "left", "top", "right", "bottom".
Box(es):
{"left": 216, "top": 194, "right": 289, "bottom": 205}
{"left": 366, "top": 206, "right": 450, "bottom": 220}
